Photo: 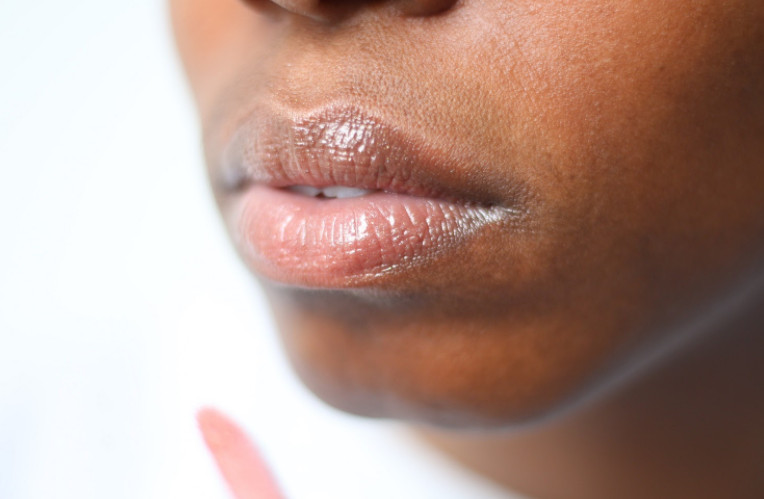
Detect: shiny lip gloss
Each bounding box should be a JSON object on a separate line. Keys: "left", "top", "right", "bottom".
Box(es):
{"left": 219, "top": 105, "right": 524, "bottom": 288}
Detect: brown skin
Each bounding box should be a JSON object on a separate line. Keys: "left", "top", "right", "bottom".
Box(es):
{"left": 171, "top": 0, "right": 764, "bottom": 496}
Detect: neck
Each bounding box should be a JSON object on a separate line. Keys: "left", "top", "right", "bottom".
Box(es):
{"left": 418, "top": 296, "right": 764, "bottom": 499}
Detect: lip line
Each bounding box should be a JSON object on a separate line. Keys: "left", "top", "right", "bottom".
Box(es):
{"left": 217, "top": 103, "right": 524, "bottom": 212}
{"left": 215, "top": 103, "right": 531, "bottom": 288}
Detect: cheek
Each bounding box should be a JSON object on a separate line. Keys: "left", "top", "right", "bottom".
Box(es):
{"left": 487, "top": 1, "right": 764, "bottom": 301}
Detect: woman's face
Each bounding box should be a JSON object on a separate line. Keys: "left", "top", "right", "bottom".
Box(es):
{"left": 171, "top": 0, "right": 764, "bottom": 427}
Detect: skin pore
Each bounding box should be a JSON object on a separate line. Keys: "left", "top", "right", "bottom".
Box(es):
{"left": 171, "top": 0, "right": 764, "bottom": 497}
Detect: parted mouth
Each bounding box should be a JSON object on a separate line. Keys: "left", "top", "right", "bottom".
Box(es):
{"left": 214, "top": 104, "right": 528, "bottom": 287}
{"left": 286, "top": 185, "right": 375, "bottom": 199}
{"left": 218, "top": 105, "right": 524, "bottom": 211}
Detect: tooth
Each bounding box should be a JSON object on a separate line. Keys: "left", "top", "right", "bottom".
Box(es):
{"left": 288, "top": 185, "right": 321, "bottom": 197}
{"left": 322, "top": 186, "right": 373, "bottom": 199}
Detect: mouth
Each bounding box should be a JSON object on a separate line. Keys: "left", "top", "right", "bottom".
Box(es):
{"left": 217, "top": 105, "right": 525, "bottom": 288}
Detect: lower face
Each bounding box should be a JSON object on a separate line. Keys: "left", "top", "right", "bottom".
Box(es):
{"left": 171, "top": 0, "right": 764, "bottom": 427}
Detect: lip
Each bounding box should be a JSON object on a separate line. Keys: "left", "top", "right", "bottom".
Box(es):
{"left": 217, "top": 105, "right": 525, "bottom": 288}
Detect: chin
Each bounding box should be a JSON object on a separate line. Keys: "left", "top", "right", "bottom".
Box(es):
{"left": 261, "top": 284, "right": 633, "bottom": 430}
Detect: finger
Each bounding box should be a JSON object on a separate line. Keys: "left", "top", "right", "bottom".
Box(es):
{"left": 197, "top": 407, "right": 284, "bottom": 499}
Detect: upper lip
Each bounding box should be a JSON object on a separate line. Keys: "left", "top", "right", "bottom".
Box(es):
{"left": 216, "top": 105, "right": 525, "bottom": 209}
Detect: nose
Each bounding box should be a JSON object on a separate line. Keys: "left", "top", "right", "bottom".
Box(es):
{"left": 242, "top": 0, "right": 458, "bottom": 22}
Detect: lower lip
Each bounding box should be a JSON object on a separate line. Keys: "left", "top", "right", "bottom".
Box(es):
{"left": 234, "top": 185, "right": 510, "bottom": 288}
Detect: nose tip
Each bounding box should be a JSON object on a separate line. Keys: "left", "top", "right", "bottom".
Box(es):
{"left": 243, "top": 0, "right": 458, "bottom": 22}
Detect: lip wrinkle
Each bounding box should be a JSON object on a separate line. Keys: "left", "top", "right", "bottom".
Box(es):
{"left": 220, "top": 104, "right": 526, "bottom": 212}
{"left": 220, "top": 104, "right": 529, "bottom": 288}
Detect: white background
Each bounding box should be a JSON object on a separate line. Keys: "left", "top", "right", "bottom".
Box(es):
{"left": 0, "top": 2, "right": 520, "bottom": 497}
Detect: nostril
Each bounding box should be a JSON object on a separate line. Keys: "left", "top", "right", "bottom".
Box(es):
{"left": 240, "top": 0, "right": 459, "bottom": 22}
{"left": 396, "top": 0, "right": 458, "bottom": 16}
{"left": 270, "top": 0, "right": 321, "bottom": 17}
{"left": 239, "top": 0, "right": 338, "bottom": 23}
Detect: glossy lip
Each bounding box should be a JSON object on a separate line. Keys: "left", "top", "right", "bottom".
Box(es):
{"left": 218, "top": 105, "right": 526, "bottom": 288}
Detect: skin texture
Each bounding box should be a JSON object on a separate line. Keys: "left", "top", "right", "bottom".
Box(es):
{"left": 171, "top": 0, "right": 764, "bottom": 496}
